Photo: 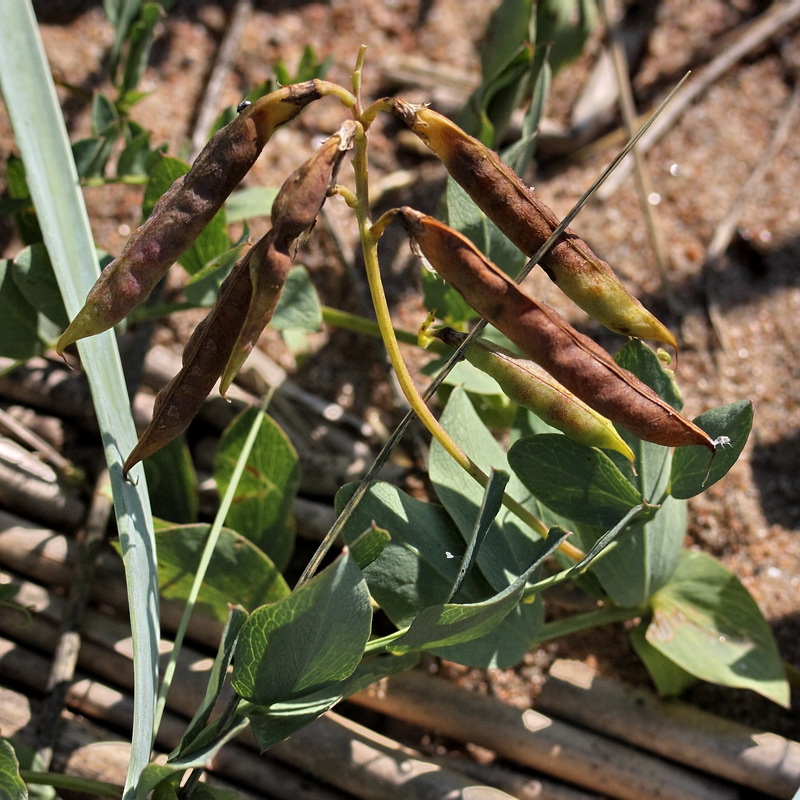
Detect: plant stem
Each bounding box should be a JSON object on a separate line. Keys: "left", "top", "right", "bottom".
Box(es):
{"left": 19, "top": 771, "right": 121, "bottom": 798}
{"left": 322, "top": 305, "right": 419, "bottom": 346}
{"left": 535, "top": 606, "right": 642, "bottom": 644}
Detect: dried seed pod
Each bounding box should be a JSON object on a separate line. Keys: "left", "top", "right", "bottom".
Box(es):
{"left": 123, "top": 232, "right": 289, "bottom": 475}
{"left": 391, "top": 100, "right": 677, "bottom": 350}
{"left": 436, "top": 327, "right": 635, "bottom": 462}
{"left": 218, "top": 121, "right": 357, "bottom": 396}
{"left": 395, "top": 207, "right": 715, "bottom": 452}
{"left": 270, "top": 120, "right": 358, "bottom": 245}
{"left": 57, "top": 81, "right": 325, "bottom": 355}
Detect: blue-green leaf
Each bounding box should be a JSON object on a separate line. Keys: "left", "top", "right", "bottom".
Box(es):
{"left": 0, "top": 738, "right": 27, "bottom": 800}
{"left": 214, "top": 408, "right": 300, "bottom": 571}
{"left": 508, "top": 434, "right": 644, "bottom": 529}
{"left": 646, "top": 550, "right": 789, "bottom": 707}
{"left": 335, "top": 481, "right": 469, "bottom": 628}
{"left": 271, "top": 266, "right": 322, "bottom": 332}
{"left": 156, "top": 525, "right": 289, "bottom": 621}
{"left": 670, "top": 401, "right": 753, "bottom": 499}
{"left": 430, "top": 387, "right": 549, "bottom": 589}
{"left": 231, "top": 552, "right": 372, "bottom": 705}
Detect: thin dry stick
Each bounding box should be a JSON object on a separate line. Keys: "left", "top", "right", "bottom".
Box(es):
{"left": 599, "top": 0, "right": 675, "bottom": 311}
{"left": 704, "top": 77, "right": 800, "bottom": 349}
{"left": 0, "top": 406, "right": 74, "bottom": 477}
{"left": 190, "top": 0, "right": 253, "bottom": 160}
{"left": 352, "top": 671, "right": 740, "bottom": 800}
{"left": 33, "top": 469, "right": 113, "bottom": 769}
{"left": 599, "top": 0, "right": 800, "bottom": 198}
{"left": 537, "top": 658, "right": 800, "bottom": 799}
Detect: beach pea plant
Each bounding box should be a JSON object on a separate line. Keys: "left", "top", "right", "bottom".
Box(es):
{"left": 0, "top": 3, "right": 788, "bottom": 799}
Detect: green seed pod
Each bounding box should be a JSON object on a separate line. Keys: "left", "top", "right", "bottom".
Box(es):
{"left": 436, "top": 327, "right": 635, "bottom": 462}
{"left": 391, "top": 100, "right": 678, "bottom": 351}
{"left": 394, "top": 207, "right": 715, "bottom": 452}
{"left": 57, "top": 81, "right": 326, "bottom": 355}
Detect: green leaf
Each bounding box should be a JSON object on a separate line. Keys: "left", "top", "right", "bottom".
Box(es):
{"left": 0, "top": 738, "right": 27, "bottom": 800}
{"left": 271, "top": 266, "right": 322, "bottom": 332}
{"left": 0, "top": 259, "right": 42, "bottom": 359}
{"left": 335, "top": 481, "right": 469, "bottom": 628}
{"left": 156, "top": 525, "right": 289, "bottom": 621}
{"left": 11, "top": 244, "right": 70, "bottom": 328}
{"left": 4, "top": 156, "right": 42, "bottom": 244}
{"left": 670, "top": 401, "right": 753, "bottom": 499}
{"left": 390, "top": 528, "right": 566, "bottom": 655}
{"left": 173, "top": 606, "right": 249, "bottom": 759}
{"left": 569, "top": 340, "right": 688, "bottom": 606}
{"left": 119, "top": 3, "right": 160, "bottom": 98}
{"left": 348, "top": 524, "right": 392, "bottom": 571}
{"left": 449, "top": 468, "right": 508, "bottom": 601}
{"left": 142, "top": 436, "right": 198, "bottom": 524}
{"left": 1, "top": 9, "right": 160, "bottom": 796}
{"left": 117, "top": 125, "right": 154, "bottom": 178}
{"left": 231, "top": 552, "right": 372, "bottom": 705}
{"left": 225, "top": 186, "right": 279, "bottom": 222}
{"left": 246, "top": 652, "right": 418, "bottom": 751}
{"left": 91, "top": 92, "right": 119, "bottom": 136}
{"left": 143, "top": 155, "right": 231, "bottom": 275}
{"left": 430, "top": 387, "right": 549, "bottom": 589}
{"left": 647, "top": 550, "right": 789, "bottom": 707}
{"left": 630, "top": 621, "right": 698, "bottom": 697}
{"left": 508, "top": 434, "right": 644, "bottom": 528}
{"left": 214, "top": 409, "right": 300, "bottom": 571}
{"left": 615, "top": 339, "right": 683, "bottom": 411}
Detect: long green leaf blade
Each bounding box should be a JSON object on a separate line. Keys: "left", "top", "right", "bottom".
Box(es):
{"left": 0, "top": 4, "right": 159, "bottom": 795}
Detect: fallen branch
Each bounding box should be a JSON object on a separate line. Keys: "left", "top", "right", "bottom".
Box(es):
{"left": 351, "top": 670, "right": 740, "bottom": 800}
{"left": 537, "top": 659, "right": 800, "bottom": 799}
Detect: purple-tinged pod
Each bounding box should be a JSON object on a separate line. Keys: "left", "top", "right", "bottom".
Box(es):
{"left": 218, "top": 120, "right": 357, "bottom": 396}
{"left": 394, "top": 207, "right": 715, "bottom": 452}
{"left": 57, "top": 81, "right": 327, "bottom": 354}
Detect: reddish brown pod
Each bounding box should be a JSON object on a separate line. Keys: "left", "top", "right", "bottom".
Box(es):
{"left": 394, "top": 208, "right": 715, "bottom": 452}
{"left": 391, "top": 100, "right": 677, "bottom": 351}
{"left": 57, "top": 81, "right": 327, "bottom": 354}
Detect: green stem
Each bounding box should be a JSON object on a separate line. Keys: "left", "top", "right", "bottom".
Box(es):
{"left": 322, "top": 305, "right": 419, "bottom": 346}
{"left": 19, "top": 770, "right": 121, "bottom": 798}
{"left": 536, "top": 606, "right": 642, "bottom": 644}
{"left": 154, "top": 389, "right": 274, "bottom": 734}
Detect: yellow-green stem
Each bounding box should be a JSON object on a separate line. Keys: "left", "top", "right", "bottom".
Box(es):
{"left": 351, "top": 125, "right": 582, "bottom": 559}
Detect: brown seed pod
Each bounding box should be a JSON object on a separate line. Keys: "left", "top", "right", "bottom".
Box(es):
{"left": 57, "top": 81, "right": 326, "bottom": 355}
{"left": 219, "top": 120, "right": 357, "bottom": 396}
{"left": 435, "top": 327, "right": 635, "bottom": 462}
{"left": 391, "top": 100, "right": 677, "bottom": 350}
{"left": 123, "top": 232, "right": 288, "bottom": 476}
{"left": 394, "top": 207, "right": 715, "bottom": 452}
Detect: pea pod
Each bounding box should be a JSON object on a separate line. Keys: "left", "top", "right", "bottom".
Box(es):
{"left": 57, "top": 80, "right": 328, "bottom": 354}
{"left": 435, "top": 327, "right": 635, "bottom": 462}
{"left": 391, "top": 99, "right": 677, "bottom": 350}
{"left": 219, "top": 120, "right": 357, "bottom": 396}
{"left": 393, "top": 207, "right": 715, "bottom": 452}
{"left": 123, "top": 233, "right": 284, "bottom": 475}
{"left": 124, "top": 122, "right": 357, "bottom": 473}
